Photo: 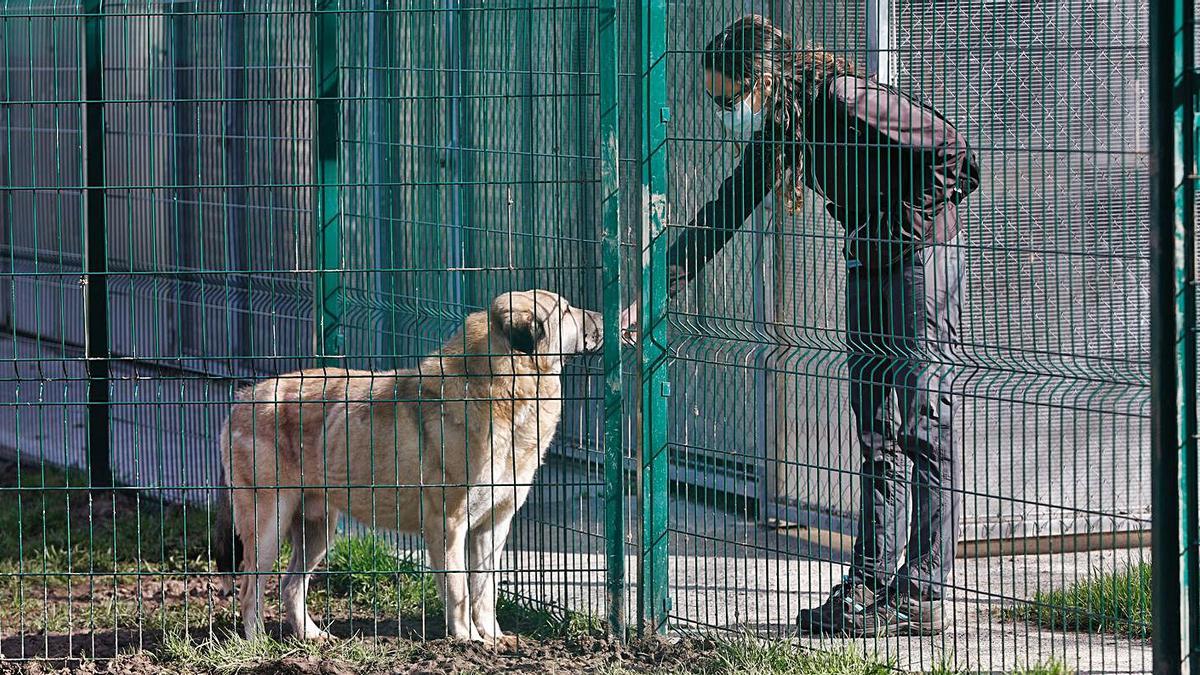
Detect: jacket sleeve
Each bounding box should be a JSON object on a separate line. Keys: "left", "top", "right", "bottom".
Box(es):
{"left": 664, "top": 137, "right": 776, "bottom": 298}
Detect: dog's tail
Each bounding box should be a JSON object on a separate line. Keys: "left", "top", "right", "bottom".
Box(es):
{"left": 212, "top": 426, "right": 243, "bottom": 595}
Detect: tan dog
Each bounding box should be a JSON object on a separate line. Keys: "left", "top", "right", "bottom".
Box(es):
{"left": 212, "top": 290, "right": 602, "bottom": 644}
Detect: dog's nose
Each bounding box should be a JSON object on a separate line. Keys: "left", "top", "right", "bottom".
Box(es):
{"left": 584, "top": 310, "right": 603, "bottom": 351}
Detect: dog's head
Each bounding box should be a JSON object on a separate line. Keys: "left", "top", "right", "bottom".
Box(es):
{"left": 489, "top": 290, "right": 602, "bottom": 362}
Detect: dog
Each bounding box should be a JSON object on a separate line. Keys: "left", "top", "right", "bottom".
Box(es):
{"left": 212, "top": 289, "right": 602, "bottom": 644}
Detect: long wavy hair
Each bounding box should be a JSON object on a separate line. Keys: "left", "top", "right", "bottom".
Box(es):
{"left": 703, "top": 14, "right": 857, "bottom": 211}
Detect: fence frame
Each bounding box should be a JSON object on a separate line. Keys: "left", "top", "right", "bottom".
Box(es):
{"left": 313, "top": 0, "right": 345, "bottom": 364}
{"left": 82, "top": 0, "right": 112, "bottom": 492}
{"left": 5, "top": 0, "right": 1194, "bottom": 661}
{"left": 1149, "top": 0, "right": 1197, "bottom": 671}
{"left": 636, "top": 0, "right": 672, "bottom": 637}
{"left": 598, "top": 0, "right": 627, "bottom": 641}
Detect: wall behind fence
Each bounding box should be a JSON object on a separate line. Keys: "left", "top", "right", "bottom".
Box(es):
{"left": 0, "top": 0, "right": 614, "bottom": 502}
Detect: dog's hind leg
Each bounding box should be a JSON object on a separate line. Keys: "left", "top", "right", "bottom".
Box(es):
{"left": 282, "top": 514, "right": 334, "bottom": 641}
{"left": 239, "top": 489, "right": 298, "bottom": 641}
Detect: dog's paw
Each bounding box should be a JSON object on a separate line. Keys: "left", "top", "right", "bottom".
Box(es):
{"left": 448, "top": 625, "right": 485, "bottom": 644}
{"left": 294, "top": 618, "right": 332, "bottom": 642}
{"left": 487, "top": 633, "right": 518, "bottom": 651}
{"left": 474, "top": 622, "right": 515, "bottom": 650}
{"left": 302, "top": 628, "right": 332, "bottom": 642}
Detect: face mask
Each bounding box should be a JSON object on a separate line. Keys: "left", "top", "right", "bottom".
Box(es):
{"left": 719, "top": 91, "right": 765, "bottom": 140}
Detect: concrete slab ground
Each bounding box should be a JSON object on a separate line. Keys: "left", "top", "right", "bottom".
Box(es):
{"left": 505, "top": 462, "right": 1152, "bottom": 674}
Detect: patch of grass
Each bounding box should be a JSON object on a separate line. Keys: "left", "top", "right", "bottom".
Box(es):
{"left": 4, "top": 592, "right": 231, "bottom": 635}
{"left": 321, "top": 534, "right": 440, "bottom": 617}
{"left": 494, "top": 594, "right": 605, "bottom": 640}
{"left": 318, "top": 534, "right": 602, "bottom": 639}
{"left": 156, "top": 629, "right": 411, "bottom": 672}
{"left": 0, "top": 460, "right": 211, "bottom": 596}
{"left": 1004, "top": 561, "right": 1151, "bottom": 639}
{"left": 696, "top": 635, "right": 892, "bottom": 675}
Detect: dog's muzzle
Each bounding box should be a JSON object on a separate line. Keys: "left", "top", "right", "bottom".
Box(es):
{"left": 581, "top": 311, "right": 603, "bottom": 354}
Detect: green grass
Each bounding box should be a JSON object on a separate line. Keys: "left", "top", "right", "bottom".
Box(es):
{"left": 494, "top": 593, "right": 605, "bottom": 640}
{"left": 696, "top": 636, "right": 892, "bottom": 675}
{"left": 317, "top": 533, "right": 604, "bottom": 638}
{"left": 3, "top": 593, "right": 232, "bottom": 635}
{"left": 0, "top": 461, "right": 217, "bottom": 635}
{"left": 0, "top": 461, "right": 210, "bottom": 586}
{"left": 319, "top": 533, "right": 441, "bottom": 618}
{"left": 156, "top": 629, "right": 413, "bottom": 673}
{"left": 156, "top": 630, "right": 893, "bottom": 675}
{"left": 326, "top": 533, "right": 440, "bottom": 611}
{"left": 1004, "top": 562, "right": 1151, "bottom": 639}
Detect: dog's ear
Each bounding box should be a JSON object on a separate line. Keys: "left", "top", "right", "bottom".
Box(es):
{"left": 490, "top": 295, "right": 545, "bottom": 354}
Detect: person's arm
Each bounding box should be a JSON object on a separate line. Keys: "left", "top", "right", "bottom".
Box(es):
{"left": 664, "top": 135, "right": 776, "bottom": 297}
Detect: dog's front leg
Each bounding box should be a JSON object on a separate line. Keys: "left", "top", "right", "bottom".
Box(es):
{"left": 425, "top": 498, "right": 483, "bottom": 642}
{"left": 469, "top": 501, "right": 516, "bottom": 644}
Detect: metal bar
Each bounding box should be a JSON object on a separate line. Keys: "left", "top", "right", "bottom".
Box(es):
{"left": 169, "top": 1, "right": 197, "bottom": 360}
{"left": 369, "top": 2, "right": 392, "bottom": 367}
{"left": 597, "top": 0, "right": 624, "bottom": 640}
{"left": 865, "top": 0, "right": 893, "bottom": 85}
{"left": 444, "top": 0, "right": 467, "bottom": 307}
{"left": 82, "top": 0, "right": 112, "bottom": 491}
{"left": 637, "top": 0, "right": 670, "bottom": 636}
{"left": 1150, "top": 0, "right": 1197, "bottom": 671}
{"left": 224, "top": 0, "right": 250, "bottom": 369}
{"left": 313, "top": 0, "right": 344, "bottom": 363}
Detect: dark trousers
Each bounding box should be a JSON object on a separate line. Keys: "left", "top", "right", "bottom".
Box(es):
{"left": 845, "top": 239, "right": 964, "bottom": 601}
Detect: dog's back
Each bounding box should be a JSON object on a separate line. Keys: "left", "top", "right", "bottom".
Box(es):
{"left": 219, "top": 366, "right": 432, "bottom": 528}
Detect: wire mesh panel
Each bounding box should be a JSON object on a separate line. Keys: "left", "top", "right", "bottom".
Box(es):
{"left": 0, "top": 0, "right": 621, "bottom": 659}
{"left": 656, "top": 0, "right": 1152, "bottom": 671}
{"left": 0, "top": 0, "right": 1185, "bottom": 670}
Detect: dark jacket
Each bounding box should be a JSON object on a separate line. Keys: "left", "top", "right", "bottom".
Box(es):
{"left": 665, "top": 75, "right": 980, "bottom": 296}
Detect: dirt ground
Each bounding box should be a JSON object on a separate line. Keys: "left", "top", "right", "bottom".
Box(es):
{"left": 1, "top": 458, "right": 1153, "bottom": 673}
{"left": 0, "top": 631, "right": 714, "bottom": 675}
{"left": 0, "top": 458, "right": 720, "bottom": 674}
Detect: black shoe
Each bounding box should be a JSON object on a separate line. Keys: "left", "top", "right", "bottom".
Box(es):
{"left": 854, "top": 591, "right": 945, "bottom": 637}
{"left": 796, "top": 580, "right": 876, "bottom": 635}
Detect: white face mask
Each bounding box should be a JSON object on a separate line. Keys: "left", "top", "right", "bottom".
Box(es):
{"left": 719, "top": 92, "right": 765, "bottom": 140}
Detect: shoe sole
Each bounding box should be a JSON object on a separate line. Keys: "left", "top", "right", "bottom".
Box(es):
{"left": 831, "top": 616, "right": 944, "bottom": 638}
{"left": 872, "top": 621, "right": 943, "bottom": 637}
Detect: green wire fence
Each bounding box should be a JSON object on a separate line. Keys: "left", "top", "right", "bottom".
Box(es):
{"left": 0, "top": 0, "right": 1195, "bottom": 672}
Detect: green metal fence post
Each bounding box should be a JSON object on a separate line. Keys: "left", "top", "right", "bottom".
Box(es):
{"left": 637, "top": 0, "right": 670, "bottom": 636}
{"left": 82, "top": 0, "right": 112, "bottom": 491}
{"left": 598, "top": 0, "right": 625, "bottom": 640}
{"left": 1149, "top": 0, "right": 1197, "bottom": 671}
{"left": 313, "top": 0, "right": 344, "bottom": 363}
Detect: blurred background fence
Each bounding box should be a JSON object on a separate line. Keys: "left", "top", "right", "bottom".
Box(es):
{"left": 0, "top": 0, "right": 1194, "bottom": 672}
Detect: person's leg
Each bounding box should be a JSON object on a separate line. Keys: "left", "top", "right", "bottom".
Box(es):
{"left": 799, "top": 261, "right": 908, "bottom": 634}
{"left": 860, "top": 238, "right": 965, "bottom": 636}
{"left": 896, "top": 237, "right": 964, "bottom": 598}
{"left": 845, "top": 262, "right": 908, "bottom": 592}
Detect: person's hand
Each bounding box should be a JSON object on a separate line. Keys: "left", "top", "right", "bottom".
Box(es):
{"left": 619, "top": 302, "right": 639, "bottom": 345}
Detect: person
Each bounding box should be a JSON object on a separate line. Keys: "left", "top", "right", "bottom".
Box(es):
{"left": 619, "top": 14, "right": 980, "bottom": 637}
